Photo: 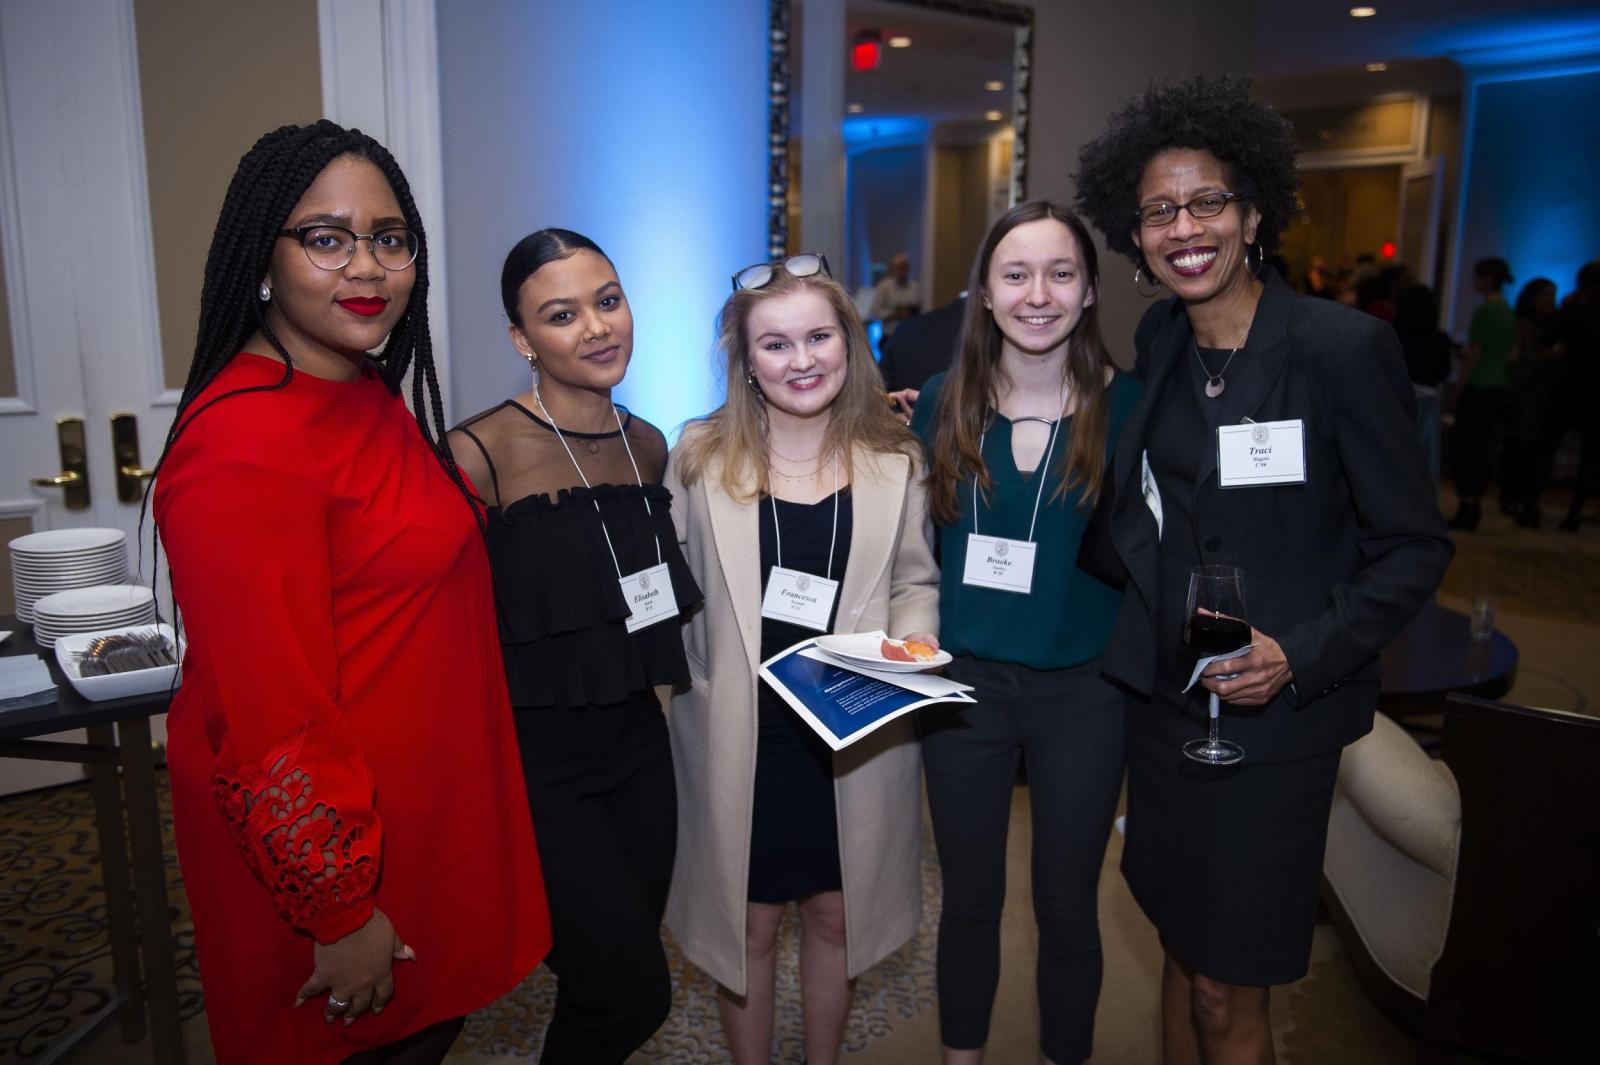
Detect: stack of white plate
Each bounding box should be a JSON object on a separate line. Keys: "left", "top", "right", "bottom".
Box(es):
{"left": 30, "top": 585, "right": 156, "bottom": 648}
{"left": 9, "top": 528, "right": 128, "bottom": 622}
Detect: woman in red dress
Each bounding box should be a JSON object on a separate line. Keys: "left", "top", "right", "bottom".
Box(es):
{"left": 152, "top": 121, "right": 550, "bottom": 1064}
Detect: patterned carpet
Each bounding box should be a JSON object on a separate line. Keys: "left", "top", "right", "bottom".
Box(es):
{"left": 0, "top": 772, "right": 940, "bottom": 1064}
{"left": 1438, "top": 536, "right": 1600, "bottom": 624}
{"left": 0, "top": 774, "right": 202, "bottom": 1064}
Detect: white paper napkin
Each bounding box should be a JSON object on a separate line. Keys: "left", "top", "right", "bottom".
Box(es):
{"left": 0, "top": 654, "right": 55, "bottom": 701}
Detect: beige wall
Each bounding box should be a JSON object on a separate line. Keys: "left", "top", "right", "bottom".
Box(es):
{"left": 1024, "top": 0, "right": 1257, "bottom": 367}
{"left": 0, "top": 516, "right": 30, "bottom": 607}
{"left": 0, "top": 220, "right": 13, "bottom": 396}
{"left": 931, "top": 141, "right": 991, "bottom": 305}
{"left": 133, "top": 0, "right": 322, "bottom": 390}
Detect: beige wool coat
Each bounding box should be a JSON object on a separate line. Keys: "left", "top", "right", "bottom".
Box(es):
{"left": 662, "top": 436, "right": 940, "bottom": 995}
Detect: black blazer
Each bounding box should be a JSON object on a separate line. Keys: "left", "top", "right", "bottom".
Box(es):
{"left": 878, "top": 296, "right": 965, "bottom": 392}
{"left": 1079, "top": 271, "right": 1453, "bottom": 760}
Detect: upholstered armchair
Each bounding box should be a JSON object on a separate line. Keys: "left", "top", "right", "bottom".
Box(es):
{"left": 1322, "top": 696, "right": 1600, "bottom": 1064}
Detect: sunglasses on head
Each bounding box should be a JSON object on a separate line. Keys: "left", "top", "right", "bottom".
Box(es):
{"left": 731, "top": 253, "right": 831, "bottom": 292}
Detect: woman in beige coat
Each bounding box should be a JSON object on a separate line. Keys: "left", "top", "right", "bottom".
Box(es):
{"left": 664, "top": 255, "right": 940, "bottom": 1065}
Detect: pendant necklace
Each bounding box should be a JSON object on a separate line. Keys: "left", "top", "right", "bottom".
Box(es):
{"left": 1192, "top": 339, "right": 1241, "bottom": 399}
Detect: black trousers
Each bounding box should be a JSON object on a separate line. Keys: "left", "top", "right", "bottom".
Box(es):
{"left": 1452, "top": 384, "right": 1507, "bottom": 498}
{"left": 514, "top": 690, "right": 677, "bottom": 1064}
{"left": 920, "top": 655, "right": 1125, "bottom": 1065}
{"left": 341, "top": 1018, "right": 465, "bottom": 1065}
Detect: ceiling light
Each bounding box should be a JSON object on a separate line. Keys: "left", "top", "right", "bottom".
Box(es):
{"left": 888, "top": 35, "right": 912, "bottom": 48}
{"left": 985, "top": 80, "right": 1005, "bottom": 91}
{"left": 985, "top": 110, "right": 1004, "bottom": 121}
{"left": 1365, "top": 61, "right": 1388, "bottom": 71}
{"left": 846, "top": 103, "right": 864, "bottom": 114}
{"left": 1349, "top": 6, "right": 1376, "bottom": 17}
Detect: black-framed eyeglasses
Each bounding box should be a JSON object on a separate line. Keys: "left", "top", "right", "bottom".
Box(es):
{"left": 731, "top": 253, "right": 831, "bottom": 292}
{"left": 277, "top": 225, "right": 420, "bottom": 271}
{"left": 1134, "top": 192, "right": 1246, "bottom": 228}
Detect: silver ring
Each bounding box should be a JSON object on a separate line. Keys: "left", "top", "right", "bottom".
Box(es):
{"left": 327, "top": 994, "right": 350, "bottom": 1011}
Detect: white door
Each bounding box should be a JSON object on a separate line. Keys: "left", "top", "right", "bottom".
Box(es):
{"left": 1, "top": 0, "right": 175, "bottom": 794}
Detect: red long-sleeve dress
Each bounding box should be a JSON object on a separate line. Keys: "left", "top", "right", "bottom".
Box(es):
{"left": 154, "top": 353, "right": 549, "bottom": 1063}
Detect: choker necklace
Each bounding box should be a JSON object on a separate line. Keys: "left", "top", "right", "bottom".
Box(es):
{"left": 1192, "top": 339, "right": 1241, "bottom": 398}
{"left": 767, "top": 442, "right": 826, "bottom": 464}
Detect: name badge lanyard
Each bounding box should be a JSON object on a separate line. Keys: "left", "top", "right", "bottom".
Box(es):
{"left": 760, "top": 456, "right": 843, "bottom": 632}
{"left": 534, "top": 391, "right": 678, "bottom": 633}
{"left": 962, "top": 395, "right": 1067, "bottom": 595}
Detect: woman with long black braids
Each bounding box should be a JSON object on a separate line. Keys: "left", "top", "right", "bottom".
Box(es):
{"left": 152, "top": 121, "right": 550, "bottom": 1064}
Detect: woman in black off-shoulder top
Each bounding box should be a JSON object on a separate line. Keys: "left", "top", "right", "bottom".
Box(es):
{"left": 448, "top": 228, "right": 700, "bottom": 1065}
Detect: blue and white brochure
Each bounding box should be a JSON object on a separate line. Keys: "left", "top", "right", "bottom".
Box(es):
{"left": 759, "top": 636, "right": 975, "bottom": 751}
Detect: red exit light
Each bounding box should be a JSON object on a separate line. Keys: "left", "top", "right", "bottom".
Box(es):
{"left": 1381, "top": 241, "right": 1396, "bottom": 259}
{"left": 852, "top": 32, "right": 881, "bottom": 71}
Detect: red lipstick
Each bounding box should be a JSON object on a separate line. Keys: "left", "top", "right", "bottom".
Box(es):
{"left": 338, "top": 297, "right": 388, "bottom": 317}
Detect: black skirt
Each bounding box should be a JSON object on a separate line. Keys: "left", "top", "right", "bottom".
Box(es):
{"left": 1121, "top": 692, "right": 1341, "bottom": 986}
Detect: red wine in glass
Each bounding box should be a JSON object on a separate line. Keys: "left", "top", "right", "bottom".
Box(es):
{"left": 1183, "top": 565, "right": 1249, "bottom": 765}
{"left": 1185, "top": 614, "right": 1252, "bottom": 658}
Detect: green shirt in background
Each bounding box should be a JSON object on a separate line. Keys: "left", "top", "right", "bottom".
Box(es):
{"left": 911, "top": 371, "right": 1142, "bottom": 671}
{"left": 1467, "top": 297, "right": 1515, "bottom": 389}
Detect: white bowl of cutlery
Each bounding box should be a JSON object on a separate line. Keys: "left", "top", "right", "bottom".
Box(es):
{"left": 54, "top": 623, "right": 183, "bottom": 701}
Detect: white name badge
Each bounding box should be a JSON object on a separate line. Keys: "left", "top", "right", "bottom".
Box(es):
{"left": 619, "top": 562, "right": 680, "bottom": 633}
{"left": 761, "top": 566, "right": 841, "bottom": 632}
{"left": 1217, "top": 419, "right": 1307, "bottom": 488}
{"left": 962, "top": 534, "right": 1038, "bottom": 594}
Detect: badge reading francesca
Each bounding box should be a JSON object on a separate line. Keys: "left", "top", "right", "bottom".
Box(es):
{"left": 620, "top": 562, "right": 680, "bottom": 633}
{"left": 761, "top": 567, "right": 842, "bottom": 632}
{"left": 962, "top": 534, "right": 1038, "bottom": 594}
{"left": 1216, "top": 419, "right": 1307, "bottom": 488}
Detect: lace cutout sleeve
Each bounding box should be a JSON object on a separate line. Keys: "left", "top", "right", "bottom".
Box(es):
{"left": 212, "top": 729, "right": 379, "bottom": 933}
{"left": 155, "top": 432, "right": 383, "bottom": 943}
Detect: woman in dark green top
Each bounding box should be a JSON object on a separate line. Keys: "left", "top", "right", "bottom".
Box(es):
{"left": 908, "top": 201, "right": 1139, "bottom": 1065}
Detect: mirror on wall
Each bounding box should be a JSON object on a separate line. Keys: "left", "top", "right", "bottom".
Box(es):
{"left": 771, "top": 0, "right": 1032, "bottom": 338}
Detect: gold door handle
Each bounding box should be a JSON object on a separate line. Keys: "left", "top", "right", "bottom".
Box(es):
{"left": 31, "top": 470, "right": 84, "bottom": 487}
{"left": 32, "top": 417, "right": 91, "bottom": 509}
{"left": 111, "top": 413, "right": 157, "bottom": 503}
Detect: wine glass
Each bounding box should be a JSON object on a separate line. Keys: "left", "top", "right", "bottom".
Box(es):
{"left": 1182, "top": 564, "right": 1250, "bottom": 765}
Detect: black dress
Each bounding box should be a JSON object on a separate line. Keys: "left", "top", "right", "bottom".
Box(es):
{"left": 1120, "top": 350, "right": 1341, "bottom": 988}
{"left": 452, "top": 400, "right": 703, "bottom": 1062}
{"left": 748, "top": 489, "right": 853, "bottom": 903}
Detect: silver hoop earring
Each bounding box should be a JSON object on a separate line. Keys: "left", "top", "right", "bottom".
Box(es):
{"left": 1134, "top": 263, "right": 1162, "bottom": 298}
{"left": 746, "top": 369, "right": 764, "bottom": 399}
{"left": 1247, "top": 243, "right": 1263, "bottom": 277}
{"left": 258, "top": 282, "right": 272, "bottom": 302}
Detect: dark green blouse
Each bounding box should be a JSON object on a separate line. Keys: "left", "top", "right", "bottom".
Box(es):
{"left": 912, "top": 370, "right": 1142, "bottom": 670}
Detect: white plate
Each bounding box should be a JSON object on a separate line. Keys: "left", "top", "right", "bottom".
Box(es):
{"left": 11, "top": 549, "right": 125, "bottom": 565}
{"left": 30, "top": 585, "right": 153, "bottom": 618}
{"left": 54, "top": 623, "right": 183, "bottom": 701}
{"left": 813, "top": 632, "right": 951, "bottom": 673}
{"left": 8, "top": 528, "right": 125, "bottom": 555}
{"left": 11, "top": 556, "right": 124, "bottom": 572}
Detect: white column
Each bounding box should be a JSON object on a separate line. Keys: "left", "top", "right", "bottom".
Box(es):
{"left": 319, "top": 0, "right": 452, "bottom": 419}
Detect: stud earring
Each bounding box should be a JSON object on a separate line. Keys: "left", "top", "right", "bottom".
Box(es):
{"left": 258, "top": 282, "right": 272, "bottom": 302}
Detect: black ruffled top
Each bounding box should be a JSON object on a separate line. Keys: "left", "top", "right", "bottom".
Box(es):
{"left": 453, "top": 401, "right": 702, "bottom": 711}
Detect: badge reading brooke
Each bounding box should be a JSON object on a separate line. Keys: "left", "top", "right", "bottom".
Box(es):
{"left": 961, "top": 406, "right": 1066, "bottom": 597}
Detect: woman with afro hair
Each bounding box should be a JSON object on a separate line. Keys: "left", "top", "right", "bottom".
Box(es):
{"left": 1074, "top": 76, "right": 1451, "bottom": 1064}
